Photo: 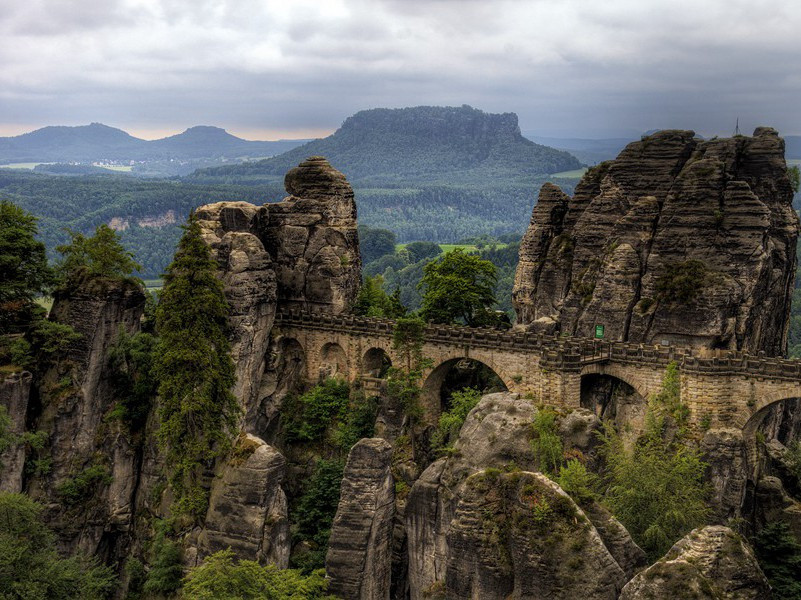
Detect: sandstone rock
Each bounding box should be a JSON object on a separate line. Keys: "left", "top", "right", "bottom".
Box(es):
{"left": 326, "top": 438, "right": 395, "bottom": 600}
{"left": 754, "top": 476, "right": 801, "bottom": 541}
{"left": 701, "top": 428, "right": 749, "bottom": 522}
{"left": 194, "top": 434, "right": 289, "bottom": 567}
{"left": 619, "top": 526, "right": 771, "bottom": 599}
{"left": 445, "top": 470, "right": 626, "bottom": 600}
{"left": 513, "top": 128, "right": 799, "bottom": 355}
{"left": 583, "top": 502, "right": 647, "bottom": 580}
{"left": 0, "top": 371, "right": 31, "bottom": 492}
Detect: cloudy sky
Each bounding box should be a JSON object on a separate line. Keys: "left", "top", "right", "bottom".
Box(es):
{"left": 1, "top": 0, "right": 799, "bottom": 140}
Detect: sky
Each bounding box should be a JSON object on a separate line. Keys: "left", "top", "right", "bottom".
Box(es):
{"left": 1, "top": 0, "right": 800, "bottom": 140}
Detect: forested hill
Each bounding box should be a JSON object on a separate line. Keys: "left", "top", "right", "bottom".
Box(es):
{"left": 187, "top": 105, "right": 581, "bottom": 186}
{"left": 0, "top": 123, "right": 306, "bottom": 163}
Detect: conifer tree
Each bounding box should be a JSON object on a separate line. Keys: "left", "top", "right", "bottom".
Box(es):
{"left": 154, "top": 213, "right": 238, "bottom": 519}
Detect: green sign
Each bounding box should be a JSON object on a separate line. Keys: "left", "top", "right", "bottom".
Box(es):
{"left": 594, "top": 324, "right": 604, "bottom": 339}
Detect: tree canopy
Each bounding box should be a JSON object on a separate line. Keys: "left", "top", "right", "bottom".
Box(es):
{"left": 56, "top": 224, "right": 141, "bottom": 287}
{"left": 418, "top": 249, "right": 498, "bottom": 326}
{"left": 0, "top": 200, "right": 52, "bottom": 333}
{"left": 154, "top": 213, "right": 238, "bottom": 519}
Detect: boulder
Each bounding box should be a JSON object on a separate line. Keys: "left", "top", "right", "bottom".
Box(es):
{"left": 194, "top": 434, "right": 290, "bottom": 567}
{"left": 326, "top": 438, "right": 395, "bottom": 599}
{"left": 620, "top": 526, "right": 770, "bottom": 599}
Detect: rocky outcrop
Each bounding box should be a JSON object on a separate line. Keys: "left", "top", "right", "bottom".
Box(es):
{"left": 701, "top": 428, "right": 749, "bottom": 522}
{"left": 0, "top": 372, "right": 31, "bottom": 492}
{"left": 326, "top": 438, "right": 395, "bottom": 600}
{"left": 192, "top": 434, "right": 290, "bottom": 567}
{"left": 405, "top": 392, "right": 638, "bottom": 599}
{"left": 445, "top": 470, "right": 626, "bottom": 600}
{"left": 619, "top": 526, "right": 771, "bottom": 599}
{"left": 27, "top": 277, "right": 146, "bottom": 555}
{"left": 513, "top": 128, "right": 799, "bottom": 355}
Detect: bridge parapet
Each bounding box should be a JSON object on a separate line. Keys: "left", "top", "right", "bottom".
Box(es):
{"left": 275, "top": 309, "right": 801, "bottom": 384}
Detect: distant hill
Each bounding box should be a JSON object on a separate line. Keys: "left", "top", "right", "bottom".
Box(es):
{"left": 0, "top": 123, "right": 307, "bottom": 164}
{"left": 189, "top": 105, "right": 580, "bottom": 186}
{"left": 527, "top": 135, "right": 636, "bottom": 165}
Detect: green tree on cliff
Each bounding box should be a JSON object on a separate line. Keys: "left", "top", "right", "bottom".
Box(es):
{"left": 154, "top": 213, "right": 238, "bottom": 519}
{"left": 56, "top": 224, "right": 141, "bottom": 288}
{"left": 0, "top": 200, "right": 53, "bottom": 334}
{"left": 418, "top": 249, "right": 498, "bottom": 326}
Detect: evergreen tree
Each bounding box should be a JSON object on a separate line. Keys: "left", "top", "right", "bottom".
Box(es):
{"left": 353, "top": 275, "right": 407, "bottom": 318}
{"left": 56, "top": 224, "right": 141, "bottom": 287}
{"left": 418, "top": 249, "right": 498, "bottom": 326}
{"left": 154, "top": 213, "right": 238, "bottom": 519}
{"left": 754, "top": 521, "right": 801, "bottom": 599}
{"left": 0, "top": 200, "right": 52, "bottom": 334}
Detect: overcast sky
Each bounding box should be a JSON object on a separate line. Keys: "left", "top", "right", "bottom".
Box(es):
{"left": 1, "top": 0, "right": 799, "bottom": 140}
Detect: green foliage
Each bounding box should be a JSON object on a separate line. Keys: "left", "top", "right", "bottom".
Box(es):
{"left": 0, "top": 200, "right": 53, "bottom": 334}
{"left": 392, "top": 316, "right": 426, "bottom": 370}
{"left": 283, "top": 378, "right": 350, "bottom": 444}
{"left": 108, "top": 330, "right": 158, "bottom": 432}
{"left": 124, "top": 557, "right": 146, "bottom": 600}
{"left": 650, "top": 361, "right": 689, "bottom": 430}
{"left": 333, "top": 391, "right": 378, "bottom": 452}
{"left": 754, "top": 521, "right": 801, "bottom": 599}
{"left": 56, "top": 464, "right": 113, "bottom": 505}
{"left": 654, "top": 260, "right": 709, "bottom": 304}
{"left": 353, "top": 275, "right": 406, "bottom": 318}
{"left": 28, "top": 318, "right": 82, "bottom": 365}
{"left": 530, "top": 408, "right": 564, "bottom": 475}
{"left": 432, "top": 387, "right": 482, "bottom": 452}
{"left": 788, "top": 165, "right": 801, "bottom": 194}
{"left": 0, "top": 491, "right": 116, "bottom": 599}
{"left": 56, "top": 224, "right": 141, "bottom": 288}
{"left": 292, "top": 459, "right": 344, "bottom": 573}
{"left": 143, "top": 525, "right": 183, "bottom": 597}
{"left": 358, "top": 224, "right": 396, "bottom": 264}
{"left": 556, "top": 459, "right": 597, "bottom": 505}
{"left": 154, "top": 213, "right": 239, "bottom": 520}
{"left": 182, "top": 549, "right": 335, "bottom": 600}
{"left": 419, "top": 249, "right": 498, "bottom": 326}
{"left": 787, "top": 441, "right": 801, "bottom": 483}
{"left": 404, "top": 241, "right": 442, "bottom": 263}
{"left": 598, "top": 422, "right": 709, "bottom": 561}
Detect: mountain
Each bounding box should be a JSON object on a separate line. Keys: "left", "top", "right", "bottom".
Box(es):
{"left": 0, "top": 123, "right": 307, "bottom": 164}
{"left": 189, "top": 105, "right": 581, "bottom": 186}
{"left": 526, "top": 135, "right": 637, "bottom": 165}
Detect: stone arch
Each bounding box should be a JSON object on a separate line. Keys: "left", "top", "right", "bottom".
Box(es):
{"left": 579, "top": 366, "right": 649, "bottom": 446}
{"left": 421, "top": 357, "right": 510, "bottom": 419}
{"left": 320, "top": 341, "right": 348, "bottom": 379}
{"left": 579, "top": 364, "right": 652, "bottom": 401}
{"left": 362, "top": 347, "right": 392, "bottom": 378}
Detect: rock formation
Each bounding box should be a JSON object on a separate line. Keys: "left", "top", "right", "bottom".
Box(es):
{"left": 0, "top": 371, "right": 31, "bottom": 492}
{"left": 513, "top": 128, "right": 799, "bottom": 355}
{"left": 193, "top": 434, "right": 290, "bottom": 567}
{"left": 326, "top": 438, "right": 395, "bottom": 599}
{"left": 619, "top": 526, "right": 771, "bottom": 599}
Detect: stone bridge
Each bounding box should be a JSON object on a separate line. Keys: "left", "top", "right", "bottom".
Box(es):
{"left": 274, "top": 309, "right": 801, "bottom": 439}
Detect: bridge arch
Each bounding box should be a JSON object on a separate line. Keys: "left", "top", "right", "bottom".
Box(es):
{"left": 579, "top": 363, "right": 653, "bottom": 401}
{"left": 362, "top": 347, "right": 392, "bottom": 378}
{"left": 421, "top": 356, "right": 510, "bottom": 419}
{"left": 579, "top": 365, "right": 651, "bottom": 445}
{"left": 320, "top": 342, "right": 348, "bottom": 379}
{"left": 740, "top": 394, "right": 801, "bottom": 490}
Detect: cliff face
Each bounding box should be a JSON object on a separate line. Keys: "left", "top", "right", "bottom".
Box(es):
{"left": 513, "top": 128, "right": 799, "bottom": 355}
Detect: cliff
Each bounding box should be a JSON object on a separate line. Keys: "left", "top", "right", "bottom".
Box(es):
{"left": 513, "top": 127, "right": 799, "bottom": 355}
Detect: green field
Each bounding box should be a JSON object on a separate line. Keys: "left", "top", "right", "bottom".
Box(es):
{"left": 35, "top": 296, "right": 54, "bottom": 314}
{"left": 96, "top": 164, "right": 133, "bottom": 172}
{"left": 550, "top": 167, "right": 588, "bottom": 179}
{"left": 0, "top": 162, "right": 44, "bottom": 170}
{"left": 396, "top": 242, "right": 507, "bottom": 254}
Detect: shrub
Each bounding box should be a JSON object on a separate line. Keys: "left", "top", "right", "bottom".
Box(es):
{"left": 283, "top": 378, "right": 351, "bottom": 444}
{"left": 654, "top": 260, "right": 709, "bottom": 304}
{"left": 333, "top": 391, "right": 378, "bottom": 452}
{"left": 557, "top": 458, "right": 597, "bottom": 504}
{"left": 143, "top": 521, "right": 183, "bottom": 597}
{"left": 57, "top": 464, "right": 113, "bottom": 505}
{"left": 432, "top": 387, "right": 482, "bottom": 452}
{"left": 108, "top": 330, "right": 157, "bottom": 433}
{"left": 754, "top": 520, "right": 801, "bottom": 599}
{"left": 531, "top": 408, "right": 563, "bottom": 475}
{"left": 182, "top": 549, "right": 335, "bottom": 599}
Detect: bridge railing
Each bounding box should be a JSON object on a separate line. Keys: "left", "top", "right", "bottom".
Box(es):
{"left": 275, "top": 309, "right": 801, "bottom": 382}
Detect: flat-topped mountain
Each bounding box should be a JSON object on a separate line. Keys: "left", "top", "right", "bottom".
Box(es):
{"left": 189, "top": 105, "right": 581, "bottom": 186}
{"left": 0, "top": 123, "right": 306, "bottom": 163}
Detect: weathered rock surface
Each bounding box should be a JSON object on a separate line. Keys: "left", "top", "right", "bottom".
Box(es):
{"left": 619, "top": 526, "right": 771, "bottom": 599}
{"left": 28, "top": 277, "right": 146, "bottom": 555}
{"left": 445, "top": 470, "right": 626, "bottom": 600}
{"left": 513, "top": 128, "right": 799, "bottom": 355}
{"left": 701, "top": 428, "right": 749, "bottom": 522}
{"left": 405, "top": 392, "right": 639, "bottom": 599}
{"left": 193, "top": 434, "right": 290, "bottom": 567}
{"left": 326, "top": 438, "right": 395, "bottom": 600}
{"left": 0, "top": 371, "right": 31, "bottom": 492}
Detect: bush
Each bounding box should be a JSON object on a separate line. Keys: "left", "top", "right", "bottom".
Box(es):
{"left": 0, "top": 492, "right": 116, "bottom": 598}
{"left": 108, "top": 330, "right": 157, "bottom": 432}
{"left": 654, "top": 260, "right": 709, "bottom": 304}
{"left": 333, "top": 391, "right": 378, "bottom": 452}
{"left": 754, "top": 520, "right": 801, "bottom": 599}
{"left": 182, "top": 549, "right": 335, "bottom": 599}
{"left": 57, "top": 464, "right": 113, "bottom": 505}
{"left": 531, "top": 408, "right": 563, "bottom": 475}
{"left": 432, "top": 387, "right": 482, "bottom": 452}
{"left": 292, "top": 459, "right": 344, "bottom": 573}
{"left": 557, "top": 458, "right": 597, "bottom": 505}
{"left": 143, "top": 525, "right": 183, "bottom": 597}
{"left": 283, "top": 378, "right": 351, "bottom": 444}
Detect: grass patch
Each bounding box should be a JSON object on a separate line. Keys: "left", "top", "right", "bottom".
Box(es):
{"left": 0, "top": 162, "right": 44, "bottom": 170}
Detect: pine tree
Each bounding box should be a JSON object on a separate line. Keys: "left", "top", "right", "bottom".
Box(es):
{"left": 154, "top": 213, "right": 238, "bottom": 519}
